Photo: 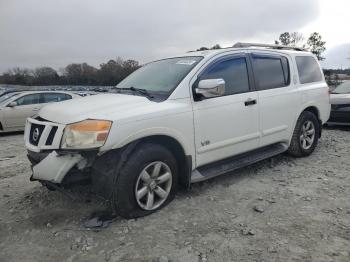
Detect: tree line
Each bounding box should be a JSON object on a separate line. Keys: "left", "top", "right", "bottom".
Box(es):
{"left": 0, "top": 32, "right": 328, "bottom": 86}
{"left": 0, "top": 57, "right": 140, "bottom": 86}
{"left": 196, "top": 32, "right": 327, "bottom": 61}
{"left": 275, "top": 32, "right": 326, "bottom": 60}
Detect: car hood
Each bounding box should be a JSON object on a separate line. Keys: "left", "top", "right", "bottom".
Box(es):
{"left": 330, "top": 93, "right": 350, "bottom": 105}
{"left": 38, "top": 93, "right": 159, "bottom": 124}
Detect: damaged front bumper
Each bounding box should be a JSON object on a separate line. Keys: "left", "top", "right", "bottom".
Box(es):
{"left": 27, "top": 150, "right": 97, "bottom": 186}
{"left": 25, "top": 117, "right": 96, "bottom": 185}
{"left": 30, "top": 151, "right": 84, "bottom": 183}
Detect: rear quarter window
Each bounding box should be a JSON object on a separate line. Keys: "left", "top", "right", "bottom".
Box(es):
{"left": 295, "top": 56, "right": 323, "bottom": 84}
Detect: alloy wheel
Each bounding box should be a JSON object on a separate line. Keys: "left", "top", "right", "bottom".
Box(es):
{"left": 300, "top": 120, "right": 315, "bottom": 150}
{"left": 134, "top": 161, "right": 173, "bottom": 210}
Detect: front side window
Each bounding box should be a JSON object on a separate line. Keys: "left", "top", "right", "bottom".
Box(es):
{"left": 296, "top": 56, "right": 323, "bottom": 84}
{"left": 117, "top": 56, "right": 203, "bottom": 96}
{"left": 15, "top": 94, "right": 41, "bottom": 106}
{"left": 252, "top": 55, "right": 290, "bottom": 90}
{"left": 200, "top": 57, "right": 250, "bottom": 95}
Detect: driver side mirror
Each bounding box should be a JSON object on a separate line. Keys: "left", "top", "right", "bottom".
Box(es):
{"left": 195, "top": 79, "right": 225, "bottom": 98}
{"left": 7, "top": 101, "right": 17, "bottom": 108}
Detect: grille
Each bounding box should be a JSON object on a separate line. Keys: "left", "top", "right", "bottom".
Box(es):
{"left": 29, "top": 123, "right": 45, "bottom": 146}
{"left": 45, "top": 126, "right": 58, "bottom": 145}
{"left": 26, "top": 118, "right": 63, "bottom": 150}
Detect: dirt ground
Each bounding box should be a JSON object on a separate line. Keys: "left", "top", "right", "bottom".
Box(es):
{"left": 0, "top": 128, "right": 349, "bottom": 262}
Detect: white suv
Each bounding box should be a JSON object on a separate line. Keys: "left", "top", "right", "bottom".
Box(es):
{"left": 24, "top": 43, "right": 330, "bottom": 218}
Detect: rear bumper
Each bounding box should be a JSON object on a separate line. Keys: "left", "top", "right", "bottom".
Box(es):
{"left": 328, "top": 110, "right": 350, "bottom": 124}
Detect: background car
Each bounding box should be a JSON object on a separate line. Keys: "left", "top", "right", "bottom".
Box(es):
{"left": 0, "top": 91, "right": 23, "bottom": 104}
{"left": 328, "top": 81, "right": 350, "bottom": 125}
{"left": 73, "top": 91, "right": 97, "bottom": 97}
{"left": 0, "top": 91, "right": 81, "bottom": 133}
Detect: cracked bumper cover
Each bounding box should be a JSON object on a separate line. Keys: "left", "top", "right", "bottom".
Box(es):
{"left": 31, "top": 151, "right": 84, "bottom": 183}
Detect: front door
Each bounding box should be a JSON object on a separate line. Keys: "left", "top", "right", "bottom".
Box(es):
{"left": 3, "top": 93, "right": 42, "bottom": 129}
{"left": 192, "top": 54, "right": 260, "bottom": 167}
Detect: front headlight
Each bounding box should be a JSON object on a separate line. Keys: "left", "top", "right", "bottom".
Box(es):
{"left": 61, "top": 119, "right": 112, "bottom": 149}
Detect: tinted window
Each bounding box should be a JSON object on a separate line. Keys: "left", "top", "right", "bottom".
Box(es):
{"left": 295, "top": 56, "right": 323, "bottom": 84}
{"left": 15, "top": 94, "right": 41, "bottom": 106}
{"left": 252, "top": 55, "right": 290, "bottom": 90}
{"left": 201, "top": 57, "right": 250, "bottom": 95}
{"left": 43, "top": 93, "right": 72, "bottom": 103}
{"left": 281, "top": 57, "right": 290, "bottom": 84}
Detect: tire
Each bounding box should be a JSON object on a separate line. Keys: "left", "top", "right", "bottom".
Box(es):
{"left": 42, "top": 182, "right": 56, "bottom": 191}
{"left": 288, "top": 111, "right": 320, "bottom": 157}
{"left": 112, "top": 143, "right": 178, "bottom": 218}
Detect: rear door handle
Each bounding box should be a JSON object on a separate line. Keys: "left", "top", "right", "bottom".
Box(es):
{"left": 244, "top": 98, "right": 257, "bottom": 106}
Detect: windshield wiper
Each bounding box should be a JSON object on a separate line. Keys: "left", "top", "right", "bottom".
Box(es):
{"left": 115, "top": 87, "right": 154, "bottom": 99}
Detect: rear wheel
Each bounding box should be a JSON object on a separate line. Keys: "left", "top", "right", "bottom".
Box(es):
{"left": 288, "top": 111, "right": 320, "bottom": 157}
{"left": 112, "top": 143, "right": 178, "bottom": 218}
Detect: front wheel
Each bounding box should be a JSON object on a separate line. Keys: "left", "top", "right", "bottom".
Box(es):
{"left": 112, "top": 143, "right": 178, "bottom": 218}
{"left": 288, "top": 111, "right": 320, "bottom": 157}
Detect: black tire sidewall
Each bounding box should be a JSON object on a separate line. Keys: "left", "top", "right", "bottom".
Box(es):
{"left": 292, "top": 111, "right": 320, "bottom": 156}
{"left": 113, "top": 143, "right": 178, "bottom": 218}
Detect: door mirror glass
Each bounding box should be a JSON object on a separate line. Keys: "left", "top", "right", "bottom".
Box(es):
{"left": 196, "top": 79, "right": 225, "bottom": 98}
{"left": 7, "top": 101, "right": 17, "bottom": 107}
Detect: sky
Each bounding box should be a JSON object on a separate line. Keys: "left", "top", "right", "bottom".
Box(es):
{"left": 0, "top": 0, "right": 349, "bottom": 73}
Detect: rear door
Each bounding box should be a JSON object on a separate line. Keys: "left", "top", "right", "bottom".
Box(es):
{"left": 250, "top": 52, "right": 299, "bottom": 146}
{"left": 3, "top": 93, "right": 42, "bottom": 129}
{"left": 192, "top": 53, "right": 260, "bottom": 167}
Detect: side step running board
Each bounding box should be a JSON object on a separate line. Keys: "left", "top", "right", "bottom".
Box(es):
{"left": 191, "top": 143, "right": 288, "bottom": 183}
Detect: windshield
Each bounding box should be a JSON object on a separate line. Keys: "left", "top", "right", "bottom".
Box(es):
{"left": 333, "top": 81, "right": 350, "bottom": 94}
{"left": 116, "top": 56, "right": 203, "bottom": 94}
{"left": 0, "top": 92, "right": 20, "bottom": 104}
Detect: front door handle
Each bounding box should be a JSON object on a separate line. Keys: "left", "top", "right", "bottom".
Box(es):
{"left": 244, "top": 98, "right": 257, "bottom": 106}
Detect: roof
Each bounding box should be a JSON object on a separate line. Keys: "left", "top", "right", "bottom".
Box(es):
{"left": 182, "top": 42, "right": 313, "bottom": 58}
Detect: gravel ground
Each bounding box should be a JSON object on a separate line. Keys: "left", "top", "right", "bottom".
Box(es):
{"left": 0, "top": 128, "right": 349, "bottom": 262}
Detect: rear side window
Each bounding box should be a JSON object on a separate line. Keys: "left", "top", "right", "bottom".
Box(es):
{"left": 42, "top": 93, "right": 72, "bottom": 103}
{"left": 200, "top": 57, "right": 250, "bottom": 95}
{"left": 295, "top": 56, "right": 323, "bottom": 84}
{"left": 252, "top": 54, "right": 290, "bottom": 90}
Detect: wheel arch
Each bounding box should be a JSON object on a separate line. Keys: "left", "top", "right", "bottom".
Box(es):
{"left": 133, "top": 135, "right": 192, "bottom": 189}
{"left": 93, "top": 134, "right": 193, "bottom": 198}
{"left": 303, "top": 106, "right": 320, "bottom": 119}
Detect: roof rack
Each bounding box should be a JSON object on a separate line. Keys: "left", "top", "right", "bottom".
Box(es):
{"left": 233, "top": 42, "right": 307, "bottom": 52}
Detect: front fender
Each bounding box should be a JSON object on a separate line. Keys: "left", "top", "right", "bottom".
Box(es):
{"left": 113, "top": 127, "right": 190, "bottom": 153}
